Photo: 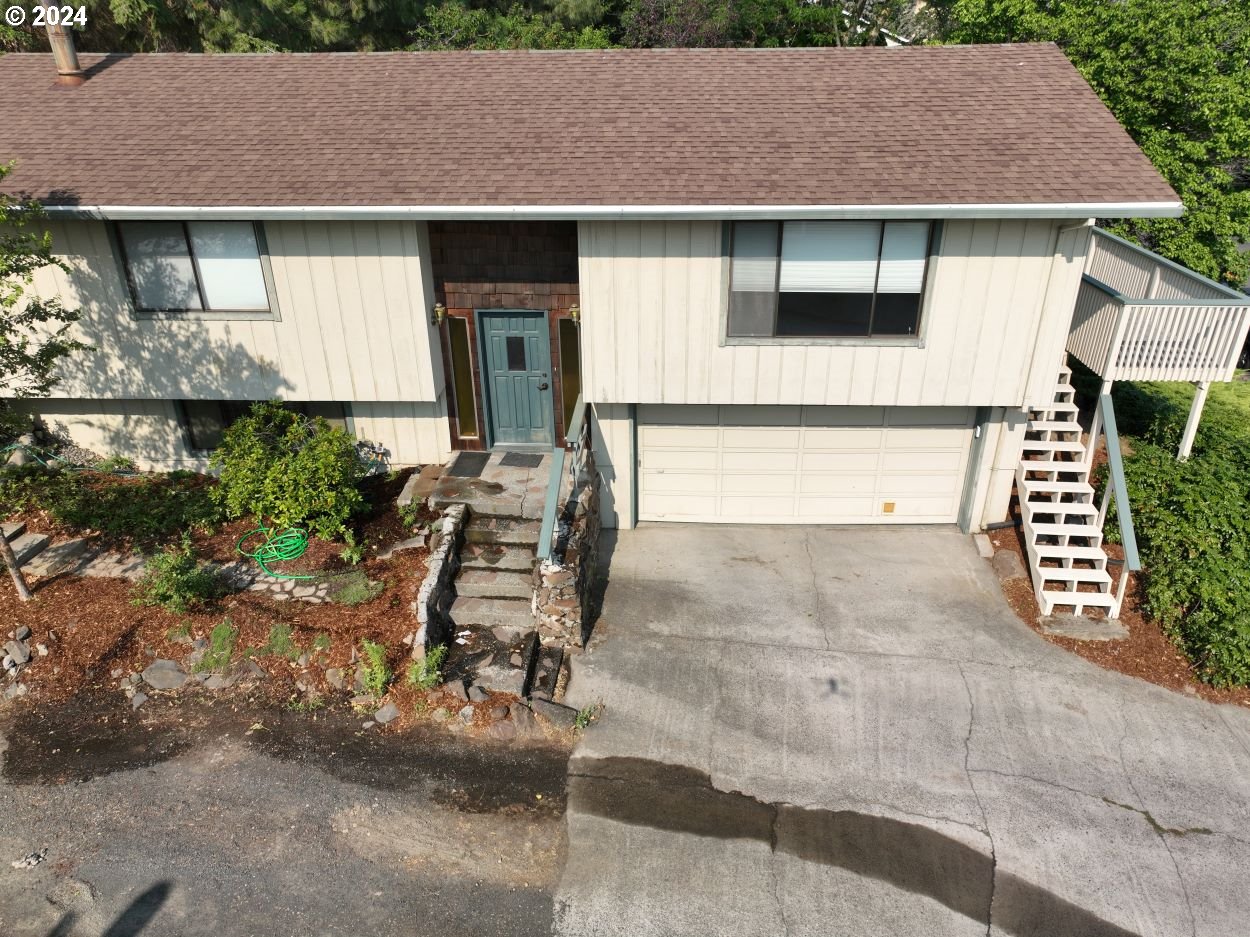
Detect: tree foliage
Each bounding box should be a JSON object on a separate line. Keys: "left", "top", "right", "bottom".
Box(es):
{"left": 933, "top": 0, "right": 1250, "bottom": 287}
{"left": 412, "top": 2, "right": 611, "bottom": 50}
{"left": 0, "top": 163, "right": 86, "bottom": 413}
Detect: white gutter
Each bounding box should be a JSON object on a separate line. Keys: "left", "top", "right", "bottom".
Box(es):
{"left": 40, "top": 201, "right": 1185, "bottom": 221}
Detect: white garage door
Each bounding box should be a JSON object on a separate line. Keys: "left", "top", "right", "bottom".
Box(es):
{"left": 638, "top": 405, "right": 975, "bottom": 524}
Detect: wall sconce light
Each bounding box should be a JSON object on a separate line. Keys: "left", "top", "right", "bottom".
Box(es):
{"left": 569, "top": 303, "right": 581, "bottom": 325}
{"left": 432, "top": 302, "right": 446, "bottom": 326}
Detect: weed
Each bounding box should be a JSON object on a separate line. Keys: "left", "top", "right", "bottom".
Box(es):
{"left": 412, "top": 698, "right": 430, "bottom": 716}
{"left": 575, "top": 704, "right": 601, "bottom": 730}
{"left": 287, "top": 694, "right": 326, "bottom": 712}
{"left": 194, "top": 619, "right": 237, "bottom": 673}
{"left": 330, "top": 570, "right": 383, "bottom": 605}
{"left": 405, "top": 644, "right": 447, "bottom": 691}
{"left": 133, "top": 536, "right": 226, "bottom": 614}
{"left": 166, "top": 620, "right": 192, "bottom": 642}
{"left": 360, "top": 640, "right": 392, "bottom": 697}
{"left": 258, "top": 623, "right": 300, "bottom": 661}
{"left": 398, "top": 499, "right": 424, "bottom": 530}
{"left": 339, "top": 530, "right": 365, "bottom": 566}
{"left": 94, "top": 454, "right": 138, "bottom": 474}
{"left": 312, "top": 633, "right": 331, "bottom": 653}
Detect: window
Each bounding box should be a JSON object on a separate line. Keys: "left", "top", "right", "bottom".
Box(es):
{"left": 727, "top": 221, "right": 936, "bottom": 339}
{"left": 179, "top": 401, "right": 348, "bottom": 452}
{"left": 117, "top": 221, "right": 272, "bottom": 314}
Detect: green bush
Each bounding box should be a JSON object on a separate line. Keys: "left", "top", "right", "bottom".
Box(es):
{"left": 210, "top": 401, "right": 364, "bottom": 540}
{"left": 133, "top": 536, "right": 227, "bottom": 614}
{"left": 0, "top": 465, "right": 221, "bottom": 544}
{"left": 360, "top": 639, "right": 392, "bottom": 697}
{"left": 406, "top": 644, "right": 447, "bottom": 690}
{"left": 1107, "top": 384, "right": 1250, "bottom": 686}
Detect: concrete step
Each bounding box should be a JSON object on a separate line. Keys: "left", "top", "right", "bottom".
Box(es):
{"left": 462, "top": 543, "right": 536, "bottom": 573}
{"left": 452, "top": 596, "right": 534, "bottom": 630}
{"left": 2, "top": 521, "right": 26, "bottom": 542}
{"left": 456, "top": 568, "right": 533, "bottom": 600}
{"left": 10, "top": 532, "right": 50, "bottom": 567}
{"left": 23, "top": 537, "right": 90, "bottom": 578}
{"left": 464, "top": 517, "right": 541, "bottom": 546}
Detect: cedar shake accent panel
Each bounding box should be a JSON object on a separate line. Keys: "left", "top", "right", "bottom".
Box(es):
{"left": 430, "top": 221, "right": 579, "bottom": 450}
{"left": 0, "top": 46, "right": 1176, "bottom": 209}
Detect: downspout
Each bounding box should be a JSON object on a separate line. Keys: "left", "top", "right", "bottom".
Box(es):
{"left": 42, "top": 2, "right": 85, "bottom": 86}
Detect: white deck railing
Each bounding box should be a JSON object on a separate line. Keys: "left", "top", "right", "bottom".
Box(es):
{"left": 1067, "top": 230, "right": 1250, "bottom": 384}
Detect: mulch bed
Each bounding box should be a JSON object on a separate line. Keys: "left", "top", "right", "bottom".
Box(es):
{"left": 3, "top": 468, "right": 441, "bottom": 706}
{"left": 988, "top": 508, "right": 1250, "bottom": 708}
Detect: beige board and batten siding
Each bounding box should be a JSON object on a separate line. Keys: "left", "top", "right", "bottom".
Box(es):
{"left": 577, "top": 219, "right": 1090, "bottom": 410}
{"left": 637, "top": 404, "right": 975, "bottom": 524}
{"left": 35, "top": 219, "right": 444, "bottom": 402}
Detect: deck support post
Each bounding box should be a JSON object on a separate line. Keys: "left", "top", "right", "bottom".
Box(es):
{"left": 1177, "top": 381, "right": 1210, "bottom": 461}
{"left": 1085, "top": 379, "right": 1113, "bottom": 469}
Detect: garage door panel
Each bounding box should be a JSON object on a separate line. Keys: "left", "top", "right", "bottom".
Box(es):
{"left": 639, "top": 404, "right": 719, "bottom": 425}
{"left": 882, "top": 449, "right": 964, "bottom": 472}
{"left": 801, "top": 451, "right": 881, "bottom": 472}
{"left": 640, "top": 425, "right": 720, "bottom": 448}
{"left": 799, "top": 474, "right": 878, "bottom": 494}
{"left": 721, "top": 473, "right": 795, "bottom": 494}
{"left": 722, "top": 427, "right": 802, "bottom": 448}
{"left": 642, "top": 449, "right": 718, "bottom": 471}
{"left": 722, "top": 450, "right": 798, "bottom": 472}
{"left": 637, "top": 407, "right": 972, "bottom": 525}
{"left": 802, "top": 428, "right": 883, "bottom": 449}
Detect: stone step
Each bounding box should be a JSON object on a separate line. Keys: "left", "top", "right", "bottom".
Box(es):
{"left": 462, "top": 543, "right": 536, "bottom": 573}
{"left": 456, "top": 568, "right": 532, "bottom": 600}
{"left": 464, "top": 517, "right": 541, "bottom": 546}
{"left": 23, "top": 537, "right": 90, "bottom": 578}
{"left": 10, "top": 532, "right": 50, "bottom": 567}
{"left": 452, "top": 596, "right": 534, "bottom": 630}
{"left": 2, "top": 521, "right": 26, "bottom": 542}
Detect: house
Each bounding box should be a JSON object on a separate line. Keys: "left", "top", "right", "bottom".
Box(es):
{"left": 2, "top": 44, "right": 1248, "bottom": 619}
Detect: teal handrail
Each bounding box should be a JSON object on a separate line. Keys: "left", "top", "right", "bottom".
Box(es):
{"left": 536, "top": 446, "right": 566, "bottom": 560}
{"left": 1099, "top": 393, "right": 1141, "bottom": 572}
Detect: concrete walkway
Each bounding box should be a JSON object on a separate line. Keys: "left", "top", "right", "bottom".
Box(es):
{"left": 558, "top": 525, "right": 1250, "bottom": 937}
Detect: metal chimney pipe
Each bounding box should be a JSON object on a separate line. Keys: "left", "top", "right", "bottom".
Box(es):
{"left": 42, "top": 3, "right": 85, "bottom": 86}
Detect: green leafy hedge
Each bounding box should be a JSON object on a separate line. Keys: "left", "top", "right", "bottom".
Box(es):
{"left": 210, "top": 401, "right": 363, "bottom": 539}
{"left": 1109, "top": 381, "right": 1250, "bottom": 686}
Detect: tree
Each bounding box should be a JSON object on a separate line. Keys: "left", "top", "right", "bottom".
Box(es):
{"left": 933, "top": 0, "right": 1250, "bottom": 287}
{"left": 1, "top": 162, "right": 86, "bottom": 600}
{"left": 412, "top": 2, "right": 612, "bottom": 50}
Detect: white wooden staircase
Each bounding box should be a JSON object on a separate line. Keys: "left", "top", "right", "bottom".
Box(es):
{"left": 1016, "top": 365, "right": 1117, "bottom": 616}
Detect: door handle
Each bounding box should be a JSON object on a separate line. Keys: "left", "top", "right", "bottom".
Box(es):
{"left": 538, "top": 382, "right": 550, "bottom": 390}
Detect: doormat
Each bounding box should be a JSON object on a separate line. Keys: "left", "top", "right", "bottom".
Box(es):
{"left": 499, "top": 452, "right": 545, "bottom": 469}
{"left": 446, "top": 451, "right": 491, "bottom": 477}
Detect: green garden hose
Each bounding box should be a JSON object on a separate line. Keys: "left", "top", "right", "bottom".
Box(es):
{"left": 236, "top": 526, "right": 316, "bottom": 580}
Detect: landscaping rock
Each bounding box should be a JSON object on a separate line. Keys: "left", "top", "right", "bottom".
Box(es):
{"left": 488, "top": 705, "right": 509, "bottom": 723}
{"left": 362, "top": 721, "right": 376, "bottom": 730}
{"left": 296, "top": 653, "right": 311, "bottom": 667}
{"left": 510, "top": 653, "right": 523, "bottom": 667}
{"left": 110, "top": 669, "right": 123, "bottom": 679}
{"left": 141, "top": 659, "right": 187, "bottom": 691}
{"left": 457, "top": 704, "right": 475, "bottom": 725}
{"left": 431, "top": 708, "right": 450, "bottom": 722}
{"left": 440, "top": 679, "right": 468, "bottom": 702}
{"left": 2, "top": 656, "right": 13, "bottom": 671}
{"left": 4, "top": 641, "right": 30, "bottom": 666}
{"left": 373, "top": 703, "right": 400, "bottom": 725}
{"left": 4, "top": 683, "right": 28, "bottom": 700}
{"left": 991, "top": 550, "right": 1028, "bottom": 582}
{"left": 973, "top": 533, "right": 995, "bottom": 559}
{"left": 14, "top": 626, "right": 30, "bottom": 641}
{"left": 204, "top": 674, "right": 239, "bottom": 691}
{"left": 530, "top": 697, "right": 579, "bottom": 730}
{"left": 243, "top": 660, "right": 268, "bottom": 681}
{"left": 325, "top": 668, "right": 345, "bottom": 691}
{"left": 350, "top": 695, "right": 375, "bottom": 707}
{"left": 1040, "top": 615, "right": 1129, "bottom": 642}
{"left": 130, "top": 692, "right": 148, "bottom": 710}
{"left": 509, "top": 702, "right": 542, "bottom": 740}
{"left": 473, "top": 663, "right": 525, "bottom": 697}
{"left": 468, "top": 685, "right": 489, "bottom": 703}
{"left": 486, "top": 720, "right": 517, "bottom": 741}
{"left": 35, "top": 644, "right": 48, "bottom": 657}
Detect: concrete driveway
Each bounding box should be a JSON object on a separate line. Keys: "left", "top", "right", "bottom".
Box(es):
{"left": 557, "top": 525, "right": 1250, "bottom": 937}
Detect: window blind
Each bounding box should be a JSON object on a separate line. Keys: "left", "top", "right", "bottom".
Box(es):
{"left": 779, "top": 221, "right": 880, "bottom": 293}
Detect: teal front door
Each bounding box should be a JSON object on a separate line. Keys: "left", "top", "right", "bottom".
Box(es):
{"left": 478, "top": 310, "right": 554, "bottom": 447}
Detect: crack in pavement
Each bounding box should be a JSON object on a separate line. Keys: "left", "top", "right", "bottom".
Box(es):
{"left": 801, "top": 529, "right": 833, "bottom": 653}
{"left": 957, "top": 663, "right": 997, "bottom": 937}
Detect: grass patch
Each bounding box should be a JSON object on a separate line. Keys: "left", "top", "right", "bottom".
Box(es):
{"left": 194, "top": 619, "right": 238, "bottom": 674}
{"left": 312, "top": 633, "right": 331, "bottom": 653}
{"left": 330, "top": 570, "right": 383, "bottom": 606}
{"left": 166, "top": 620, "right": 192, "bottom": 643}
{"left": 360, "top": 640, "right": 392, "bottom": 697}
{"left": 257, "top": 623, "right": 301, "bottom": 661}
{"left": 405, "top": 644, "right": 447, "bottom": 691}
{"left": 287, "top": 694, "right": 326, "bottom": 712}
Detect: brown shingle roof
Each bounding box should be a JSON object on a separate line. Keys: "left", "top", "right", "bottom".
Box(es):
{"left": 0, "top": 45, "right": 1178, "bottom": 211}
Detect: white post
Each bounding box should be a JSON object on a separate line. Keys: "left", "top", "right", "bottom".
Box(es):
{"left": 1110, "top": 561, "right": 1130, "bottom": 620}
{"left": 1085, "top": 380, "right": 1113, "bottom": 469}
{"left": 1177, "top": 381, "right": 1210, "bottom": 461}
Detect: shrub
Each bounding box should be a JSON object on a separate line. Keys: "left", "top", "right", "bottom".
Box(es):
{"left": 339, "top": 531, "right": 365, "bottom": 565}
{"left": 406, "top": 644, "right": 447, "bottom": 690}
{"left": 330, "top": 570, "right": 383, "bottom": 606}
{"left": 1106, "top": 383, "right": 1250, "bottom": 686}
{"left": 360, "top": 640, "right": 392, "bottom": 697}
{"left": 211, "top": 401, "right": 364, "bottom": 539}
{"left": 195, "top": 619, "right": 238, "bottom": 673}
{"left": 133, "top": 537, "right": 226, "bottom": 613}
{"left": 0, "top": 466, "right": 221, "bottom": 545}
